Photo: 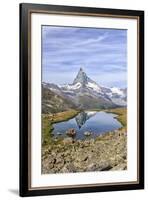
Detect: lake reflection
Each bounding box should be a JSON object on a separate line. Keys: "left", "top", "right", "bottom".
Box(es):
{"left": 52, "top": 111, "right": 122, "bottom": 139}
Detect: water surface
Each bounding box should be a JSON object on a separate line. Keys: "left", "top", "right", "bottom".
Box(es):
{"left": 52, "top": 111, "right": 122, "bottom": 140}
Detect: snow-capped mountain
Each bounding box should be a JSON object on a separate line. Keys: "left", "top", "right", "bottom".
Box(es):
{"left": 106, "top": 87, "right": 127, "bottom": 106}
{"left": 42, "top": 68, "right": 127, "bottom": 113}
{"left": 61, "top": 68, "right": 126, "bottom": 106}
{"left": 62, "top": 68, "right": 102, "bottom": 93}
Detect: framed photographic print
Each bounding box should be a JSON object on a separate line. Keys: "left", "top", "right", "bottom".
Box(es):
{"left": 19, "top": 3, "right": 144, "bottom": 197}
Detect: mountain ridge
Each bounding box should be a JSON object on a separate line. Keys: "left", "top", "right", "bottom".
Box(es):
{"left": 42, "top": 68, "right": 127, "bottom": 113}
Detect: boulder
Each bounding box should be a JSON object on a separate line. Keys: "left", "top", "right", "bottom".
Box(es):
{"left": 63, "top": 137, "right": 73, "bottom": 145}
{"left": 111, "top": 163, "right": 127, "bottom": 171}
{"left": 97, "top": 161, "right": 112, "bottom": 171}
{"left": 84, "top": 131, "right": 92, "bottom": 136}
{"left": 57, "top": 132, "right": 62, "bottom": 135}
{"left": 87, "top": 163, "right": 97, "bottom": 171}
{"left": 75, "top": 151, "right": 88, "bottom": 162}
{"left": 66, "top": 128, "right": 76, "bottom": 137}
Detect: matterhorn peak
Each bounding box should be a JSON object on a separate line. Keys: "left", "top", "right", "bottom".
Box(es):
{"left": 73, "top": 67, "right": 88, "bottom": 85}
{"left": 73, "top": 67, "right": 99, "bottom": 88}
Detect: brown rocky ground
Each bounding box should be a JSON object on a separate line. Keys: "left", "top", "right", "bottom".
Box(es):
{"left": 42, "top": 129, "right": 127, "bottom": 174}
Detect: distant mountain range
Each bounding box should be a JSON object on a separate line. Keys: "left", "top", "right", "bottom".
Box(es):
{"left": 42, "top": 68, "right": 127, "bottom": 113}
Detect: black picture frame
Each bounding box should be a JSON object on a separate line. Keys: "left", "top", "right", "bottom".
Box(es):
{"left": 19, "top": 3, "right": 144, "bottom": 197}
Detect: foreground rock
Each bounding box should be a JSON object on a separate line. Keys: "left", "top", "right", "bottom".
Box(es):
{"left": 66, "top": 128, "right": 76, "bottom": 137}
{"left": 84, "top": 131, "right": 92, "bottom": 136}
{"left": 42, "top": 130, "right": 127, "bottom": 174}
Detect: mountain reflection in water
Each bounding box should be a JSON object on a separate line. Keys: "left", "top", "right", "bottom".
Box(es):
{"left": 52, "top": 111, "right": 122, "bottom": 140}
{"left": 75, "top": 111, "right": 97, "bottom": 129}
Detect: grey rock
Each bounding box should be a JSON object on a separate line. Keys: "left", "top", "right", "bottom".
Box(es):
{"left": 87, "top": 163, "right": 97, "bottom": 171}
{"left": 84, "top": 131, "right": 92, "bottom": 136}
{"left": 97, "top": 161, "right": 112, "bottom": 171}
{"left": 57, "top": 132, "right": 62, "bottom": 135}
{"left": 111, "top": 163, "right": 127, "bottom": 171}
{"left": 63, "top": 137, "right": 73, "bottom": 145}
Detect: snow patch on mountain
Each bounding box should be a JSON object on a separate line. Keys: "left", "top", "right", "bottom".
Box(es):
{"left": 62, "top": 82, "right": 82, "bottom": 90}
{"left": 86, "top": 82, "right": 102, "bottom": 93}
{"left": 110, "top": 87, "right": 124, "bottom": 96}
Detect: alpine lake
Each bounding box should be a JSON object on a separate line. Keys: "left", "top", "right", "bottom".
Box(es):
{"left": 49, "top": 110, "right": 122, "bottom": 140}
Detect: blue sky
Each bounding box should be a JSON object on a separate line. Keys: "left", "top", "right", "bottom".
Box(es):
{"left": 42, "top": 26, "right": 127, "bottom": 88}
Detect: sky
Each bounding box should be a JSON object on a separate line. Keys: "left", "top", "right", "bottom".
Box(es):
{"left": 42, "top": 26, "right": 127, "bottom": 88}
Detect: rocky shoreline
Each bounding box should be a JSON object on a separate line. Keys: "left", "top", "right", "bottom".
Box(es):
{"left": 42, "top": 129, "right": 127, "bottom": 174}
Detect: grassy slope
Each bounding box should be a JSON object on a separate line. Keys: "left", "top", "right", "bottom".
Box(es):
{"left": 43, "top": 109, "right": 80, "bottom": 123}
{"left": 42, "top": 86, "right": 77, "bottom": 114}
{"left": 105, "top": 107, "right": 127, "bottom": 129}
{"left": 42, "top": 109, "right": 80, "bottom": 146}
